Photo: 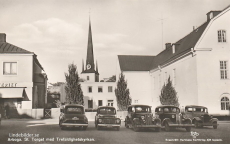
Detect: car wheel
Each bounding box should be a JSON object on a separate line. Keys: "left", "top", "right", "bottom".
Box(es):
{"left": 165, "top": 122, "right": 170, "bottom": 132}
{"left": 125, "top": 119, "right": 129, "bottom": 128}
{"left": 95, "top": 122, "right": 97, "bottom": 128}
{"left": 194, "top": 120, "right": 199, "bottom": 128}
{"left": 61, "top": 126, "right": 66, "bottom": 130}
{"left": 133, "top": 122, "right": 139, "bottom": 132}
{"left": 82, "top": 126, "right": 87, "bottom": 130}
{"left": 186, "top": 127, "right": 191, "bottom": 132}
{"left": 213, "top": 122, "right": 217, "bottom": 129}
{"left": 156, "top": 127, "right": 161, "bottom": 132}
{"left": 116, "top": 127, "right": 120, "bottom": 131}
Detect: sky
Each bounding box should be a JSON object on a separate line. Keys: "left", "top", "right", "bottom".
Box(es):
{"left": 0, "top": 0, "right": 229, "bottom": 83}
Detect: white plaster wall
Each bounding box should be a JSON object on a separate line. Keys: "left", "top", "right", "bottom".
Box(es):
{"left": 80, "top": 73, "right": 95, "bottom": 82}
{"left": 150, "top": 54, "right": 198, "bottom": 109}
{"left": 0, "top": 54, "right": 33, "bottom": 109}
{"left": 81, "top": 82, "right": 117, "bottom": 109}
{"left": 122, "top": 71, "right": 152, "bottom": 106}
{"left": 195, "top": 9, "right": 230, "bottom": 115}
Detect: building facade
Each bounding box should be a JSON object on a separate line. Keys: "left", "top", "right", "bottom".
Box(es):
{"left": 117, "top": 6, "right": 230, "bottom": 116}
{"left": 0, "top": 33, "right": 47, "bottom": 118}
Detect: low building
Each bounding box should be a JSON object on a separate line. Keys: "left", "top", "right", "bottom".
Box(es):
{"left": 0, "top": 33, "right": 48, "bottom": 118}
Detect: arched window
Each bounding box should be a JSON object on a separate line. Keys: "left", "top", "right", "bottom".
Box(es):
{"left": 221, "top": 97, "right": 229, "bottom": 110}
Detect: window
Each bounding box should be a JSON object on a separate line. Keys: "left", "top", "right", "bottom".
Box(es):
{"left": 107, "top": 100, "right": 113, "bottom": 106}
{"left": 3, "top": 62, "right": 17, "bottom": 75}
{"left": 88, "top": 86, "right": 92, "bottom": 93}
{"left": 108, "top": 86, "right": 113, "bottom": 92}
{"left": 87, "top": 76, "right": 89, "bottom": 80}
{"left": 98, "top": 87, "right": 103, "bottom": 93}
{"left": 218, "top": 30, "right": 226, "bottom": 42}
{"left": 172, "top": 69, "right": 176, "bottom": 86}
{"left": 221, "top": 97, "right": 229, "bottom": 110}
{"left": 88, "top": 100, "right": 93, "bottom": 108}
{"left": 220, "top": 61, "right": 228, "bottom": 79}
{"left": 98, "top": 100, "right": 103, "bottom": 106}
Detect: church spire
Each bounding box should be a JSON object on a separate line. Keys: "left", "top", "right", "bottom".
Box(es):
{"left": 85, "top": 17, "right": 95, "bottom": 70}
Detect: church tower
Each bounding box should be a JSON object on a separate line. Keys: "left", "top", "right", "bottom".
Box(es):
{"left": 81, "top": 18, "right": 99, "bottom": 82}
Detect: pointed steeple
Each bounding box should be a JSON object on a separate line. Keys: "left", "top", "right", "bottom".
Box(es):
{"left": 96, "top": 60, "right": 98, "bottom": 73}
{"left": 86, "top": 17, "right": 95, "bottom": 70}
{"left": 82, "top": 59, "right": 84, "bottom": 72}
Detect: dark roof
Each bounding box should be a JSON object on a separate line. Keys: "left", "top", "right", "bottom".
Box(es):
{"left": 0, "top": 42, "right": 33, "bottom": 54}
{"left": 63, "top": 104, "right": 84, "bottom": 108}
{"left": 151, "top": 21, "right": 209, "bottom": 70}
{"left": 128, "top": 104, "right": 151, "bottom": 107}
{"left": 185, "top": 105, "right": 207, "bottom": 109}
{"left": 155, "top": 105, "right": 179, "bottom": 108}
{"left": 98, "top": 106, "right": 116, "bottom": 109}
{"left": 118, "top": 55, "right": 155, "bottom": 71}
{"left": 81, "top": 69, "right": 99, "bottom": 74}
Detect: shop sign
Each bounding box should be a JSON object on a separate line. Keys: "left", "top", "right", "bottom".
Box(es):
{"left": 0, "top": 83, "right": 17, "bottom": 87}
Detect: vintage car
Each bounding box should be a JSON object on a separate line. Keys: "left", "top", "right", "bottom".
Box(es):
{"left": 183, "top": 105, "right": 218, "bottom": 129}
{"left": 125, "top": 105, "right": 161, "bottom": 132}
{"left": 59, "top": 104, "right": 88, "bottom": 130}
{"left": 95, "top": 106, "right": 121, "bottom": 131}
{"left": 155, "top": 105, "right": 193, "bottom": 132}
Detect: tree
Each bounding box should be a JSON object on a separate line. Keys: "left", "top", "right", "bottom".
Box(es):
{"left": 159, "top": 76, "right": 179, "bottom": 107}
{"left": 115, "top": 73, "right": 132, "bottom": 110}
{"left": 65, "top": 63, "right": 84, "bottom": 105}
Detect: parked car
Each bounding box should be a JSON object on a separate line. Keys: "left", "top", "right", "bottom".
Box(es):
{"left": 182, "top": 105, "right": 218, "bottom": 129}
{"left": 95, "top": 106, "right": 121, "bottom": 131}
{"left": 125, "top": 105, "right": 161, "bottom": 132}
{"left": 59, "top": 104, "right": 88, "bottom": 130}
{"left": 155, "top": 105, "right": 193, "bottom": 132}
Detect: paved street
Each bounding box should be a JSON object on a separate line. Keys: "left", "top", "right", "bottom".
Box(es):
{"left": 0, "top": 119, "right": 230, "bottom": 144}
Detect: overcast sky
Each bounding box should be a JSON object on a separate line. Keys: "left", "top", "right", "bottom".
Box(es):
{"left": 0, "top": 0, "right": 229, "bottom": 83}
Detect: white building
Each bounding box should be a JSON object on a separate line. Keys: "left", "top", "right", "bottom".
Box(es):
{"left": 117, "top": 6, "right": 230, "bottom": 116}
{"left": 0, "top": 33, "right": 48, "bottom": 118}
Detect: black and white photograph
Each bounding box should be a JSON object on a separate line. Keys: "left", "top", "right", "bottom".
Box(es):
{"left": 0, "top": 0, "right": 230, "bottom": 143}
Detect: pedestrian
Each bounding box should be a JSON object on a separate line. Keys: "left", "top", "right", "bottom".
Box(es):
{"left": 5, "top": 104, "right": 10, "bottom": 119}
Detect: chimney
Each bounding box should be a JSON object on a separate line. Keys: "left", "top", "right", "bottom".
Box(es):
{"left": 0, "top": 33, "right": 6, "bottom": 43}
{"left": 165, "top": 43, "right": 171, "bottom": 50}
{"left": 206, "top": 11, "right": 221, "bottom": 21}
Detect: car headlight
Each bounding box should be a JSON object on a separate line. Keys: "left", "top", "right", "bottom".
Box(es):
{"left": 116, "top": 119, "right": 120, "bottom": 124}
{"left": 172, "top": 115, "right": 175, "bottom": 118}
{"left": 141, "top": 116, "right": 145, "bottom": 120}
{"left": 84, "top": 116, "right": 88, "bottom": 123}
{"left": 98, "top": 119, "right": 102, "bottom": 123}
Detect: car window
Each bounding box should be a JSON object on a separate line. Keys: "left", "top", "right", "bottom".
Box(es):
{"left": 163, "top": 107, "right": 180, "bottom": 113}
{"left": 186, "top": 107, "right": 193, "bottom": 112}
{"left": 99, "top": 108, "right": 116, "bottom": 114}
{"left": 135, "top": 106, "right": 151, "bottom": 113}
{"left": 66, "top": 107, "right": 83, "bottom": 114}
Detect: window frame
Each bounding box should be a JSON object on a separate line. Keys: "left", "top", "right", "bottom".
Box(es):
{"left": 3, "top": 62, "right": 18, "bottom": 75}
{"left": 220, "top": 61, "right": 228, "bottom": 80}
{"left": 88, "top": 100, "right": 93, "bottom": 108}
{"left": 88, "top": 86, "right": 92, "bottom": 93}
{"left": 221, "top": 97, "right": 229, "bottom": 110}
{"left": 98, "top": 86, "right": 103, "bottom": 93}
{"left": 217, "top": 30, "right": 227, "bottom": 43}
{"left": 108, "top": 86, "right": 113, "bottom": 92}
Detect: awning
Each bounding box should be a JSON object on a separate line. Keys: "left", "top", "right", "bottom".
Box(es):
{"left": 0, "top": 88, "right": 30, "bottom": 101}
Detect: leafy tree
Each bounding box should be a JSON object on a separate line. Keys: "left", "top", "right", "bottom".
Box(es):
{"left": 65, "top": 63, "right": 84, "bottom": 105}
{"left": 159, "top": 76, "right": 179, "bottom": 107}
{"left": 115, "top": 73, "right": 132, "bottom": 110}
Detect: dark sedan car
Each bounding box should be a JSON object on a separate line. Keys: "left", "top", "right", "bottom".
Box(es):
{"left": 183, "top": 105, "right": 218, "bottom": 129}
{"left": 95, "top": 106, "right": 121, "bottom": 131}
{"left": 59, "top": 104, "right": 88, "bottom": 130}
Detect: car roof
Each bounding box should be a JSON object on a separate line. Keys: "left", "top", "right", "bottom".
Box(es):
{"left": 185, "top": 105, "right": 207, "bottom": 109}
{"left": 98, "top": 106, "right": 116, "bottom": 109}
{"left": 128, "top": 104, "right": 151, "bottom": 108}
{"left": 155, "top": 105, "right": 179, "bottom": 109}
{"left": 63, "top": 104, "right": 84, "bottom": 108}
